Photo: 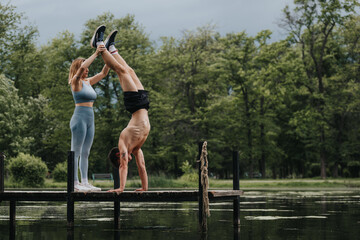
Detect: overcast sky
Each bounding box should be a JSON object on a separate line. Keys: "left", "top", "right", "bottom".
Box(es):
{"left": 9, "top": 0, "right": 294, "bottom": 46}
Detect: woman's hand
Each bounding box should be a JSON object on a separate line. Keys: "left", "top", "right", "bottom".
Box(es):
{"left": 96, "top": 44, "right": 106, "bottom": 55}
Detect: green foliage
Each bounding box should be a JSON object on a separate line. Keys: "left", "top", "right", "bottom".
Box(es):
{"left": 179, "top": 172, "right": 198, "bottom": 183}
{"left": 180, "top": 161, "right": 193, "bottom": 175}
{"left": 280, "top": 0, "right": 360, "bottom": 178}
{"left": 8, "top": 153, "right": 48, "bottom": 187}
{"left": 1, "top": 2, "right": 360, "bottom": 181}
{"left": 0, "top": 2, "right": 23, "bottom": 71}
{"left": 179, "top": 160, "right": 198, "bottom": 183}
{"left": 0, "top": 75, "right": 48, "bottom": 157}
{"left": 309, "top": 163, "right": 321, "bottom": 177}
{"left": 52, "top": 162, "right": 67, "bottom": 182}
{"left": 347, "top": 161, "right": 360, "bottom": 177}
{"left": 38, "top": 31, "right": 77, "bottom": 169}
{"left": 0, "top": 3, "right": 49, "bottom": 161}
{"left": 347, "top": 161, "right": 360, "bottom": 167}
{"left": 343, "top": 168, "right": 351, "bottom": 178}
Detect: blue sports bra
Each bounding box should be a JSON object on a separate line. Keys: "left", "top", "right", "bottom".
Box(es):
{"left": 71, "top": 80, "right": 97, "bottom": 104}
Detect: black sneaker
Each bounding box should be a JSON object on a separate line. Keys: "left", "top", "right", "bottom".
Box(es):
{"left": 104, "top": 30, "right": 118, "bottom": 51}
{"left": 108, "top": 147, "right": 120, "bottom": 168}
{"left": 90, "top": 25, "right": 106, "bottom": 48}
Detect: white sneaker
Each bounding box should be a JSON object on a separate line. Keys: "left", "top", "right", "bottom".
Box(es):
{"left": 74, "top": 183, "right": 92, "bottom": 192}
{"left": 82, "top": 183, "right": 101, "bottom": 192}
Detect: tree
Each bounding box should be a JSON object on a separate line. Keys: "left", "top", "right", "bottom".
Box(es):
{"left": 212, "top": 32, "right": 261, "bottom": 178}
{"left": 38, "top": 31, "right": 78, "bottom": 169}
{"left": 0, "top": 2, "right": 22, "bottom": 71}
{"left": 280, "top": 0, "right": 359, "bottom": 178}
{"left": 324, "top": 15, "right": 360, "bottom": 176}
{"left": 0, "top": 2, "right": 43, "bottom": 98}
{"left": 150, "top": 26, "right": 222, "bottom": 176}
{"left": 0, "top": 75, "right": 47, "bottom": 157}
{"left": 251, "top": 33, "right": 291, "bottom": 178}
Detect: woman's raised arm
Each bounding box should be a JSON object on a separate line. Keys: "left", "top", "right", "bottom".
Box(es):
{"left": 69, "top": 45, "right": 105, "bottom": 85}
{"left": 88, "top": 64, "right": 110, "bottom": 85}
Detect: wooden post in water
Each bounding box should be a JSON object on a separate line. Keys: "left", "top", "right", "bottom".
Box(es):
{"left": 233, "top": 150, "right": 240, "bottom": 227}
{"left": 0, "top": 152, "right": 4, "bottom": 193}
{"left": 198, "top": 141, "right": 207, "bottom": 232}
{"left": 67, "top": 151, "right": 75, "bottom": 228}
{"left": 113, "top": 166, "right": 120, "bottom": 229}
{"left": 10, "top": 200, "right": 16, "bottom": 238}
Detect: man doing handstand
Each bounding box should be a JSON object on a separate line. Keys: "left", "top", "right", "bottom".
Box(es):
{"left": 91, "top": 25, "right": 150, "bottom": 193}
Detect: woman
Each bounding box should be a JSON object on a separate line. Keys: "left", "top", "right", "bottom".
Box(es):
{"left": 92, "top": 26, "right": 150, "bottom": 193}
{"left": 68, "top": 26, "right": 109, "bottom": 192}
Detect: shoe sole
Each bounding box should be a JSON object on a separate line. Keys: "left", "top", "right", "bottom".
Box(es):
{"left": 90, "top": 25, "right": 106, "bottom": 48}
{"left": 75, "top": 184, "right": 93, "bottom": 192}
{"left": 90, "top": 189, "right": 102, "bottom": 191}
{"left": 83, "top": 185, "right": 102, "bottom": 192}
{"left": 104, "top": 30, "right": 118, "bottom": 50}
{"left": 75, "top": 189, "right": 92, "bottom": 192}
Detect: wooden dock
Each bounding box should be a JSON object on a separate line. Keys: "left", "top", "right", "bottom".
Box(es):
{"left": 0, "top": 190, "right": 243, "bottom": 202}
{"left": 0, "top": 143, "right": 243, "bottom": 233}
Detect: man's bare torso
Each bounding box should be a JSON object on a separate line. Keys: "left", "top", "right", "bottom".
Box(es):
{"left": 120, "top": 109, "right": 150, "bottom": 154}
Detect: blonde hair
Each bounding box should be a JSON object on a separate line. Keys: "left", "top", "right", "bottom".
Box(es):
{"left": 68, "top": 58, "right": 85, "bottom": 84}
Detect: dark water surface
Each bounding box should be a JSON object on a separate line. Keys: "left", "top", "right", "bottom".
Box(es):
{"left": 240, "top": 190, "right": 360, "bottom": 240}
{"left": 0, "top": 190, "right": 359, "bottom": 240}
{"left": 0, "top": 200, "right": 237, "bottom": 240}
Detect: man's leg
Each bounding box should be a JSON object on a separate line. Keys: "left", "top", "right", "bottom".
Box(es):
{"left": 92, "top": 25, "right": 138, "bottom": 91}
{"left": 100, "top": 50, "right": 138, "bottom": 92}
{"left": 110, "top": 49, "right": 144, "bottom": 90}
{"left": 134, "top": 148, "right": 148, "bottom": 191}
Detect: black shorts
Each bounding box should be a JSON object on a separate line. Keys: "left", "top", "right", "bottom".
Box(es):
{"left": 124, "top": 90, "right": 150, "bottom": 114}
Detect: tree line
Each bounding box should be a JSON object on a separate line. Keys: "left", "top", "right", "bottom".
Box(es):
{"left": 1, "top": 0, "right": 360, "bottom": 179}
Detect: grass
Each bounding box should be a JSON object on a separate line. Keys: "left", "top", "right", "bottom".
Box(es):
{"left": 239, "top": 178, "right": 360, "bottom": 189}
{"left": 4, "top": 177, "right": 360, "bottom": 190}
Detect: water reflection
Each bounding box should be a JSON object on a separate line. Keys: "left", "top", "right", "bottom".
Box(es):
{"left": 3, "top": 190, "right": 359, "bottom": 240}
{"left": 240, "top": 190, "right": 360, "bottom": 240}
{"left": 1, "top": 201, "right": 238, "bottom": 240}
{"left": 67, "top": 228, "right": 73, "bottom": 240}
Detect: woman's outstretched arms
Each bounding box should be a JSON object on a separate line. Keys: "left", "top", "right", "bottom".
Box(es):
{"left": 69, "top": 45, "right": 105, "bottom": 86}
{"left": 88, "top": 64, "right": 110, "bottom": 85}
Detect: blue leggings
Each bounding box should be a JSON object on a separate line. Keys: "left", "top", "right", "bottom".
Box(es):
{"left": 70, "top": 106, "right": 95, "bottom": 183}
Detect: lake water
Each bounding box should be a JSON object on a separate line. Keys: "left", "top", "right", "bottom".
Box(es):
{"left": 240, "top": 190, "right": 360, "bottom": 240}
{"left": 0, "top": 190, "right": 359, "bottom": 240}
{"left": 0, "top": 199, "right": 237, "bottom": 240}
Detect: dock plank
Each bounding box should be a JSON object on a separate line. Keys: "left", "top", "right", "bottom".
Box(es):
{"left": 0, "top": 190, "right": 243, "bottom": 202}
{"left": 209, "top": 190, "right": 244, "bottom": 197}
{"left": 0, "top": 191, "right": 66, "bottom": 201}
